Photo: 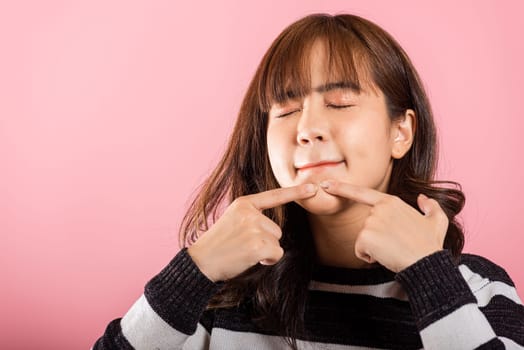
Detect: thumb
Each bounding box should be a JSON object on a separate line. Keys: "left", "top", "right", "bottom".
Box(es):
{"left": 417, "top": 193, "right": 437, "bottom": 216}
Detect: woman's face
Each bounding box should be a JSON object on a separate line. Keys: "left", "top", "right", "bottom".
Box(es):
{"left": 266, "top": 40, "right": 414, "bottom": 215}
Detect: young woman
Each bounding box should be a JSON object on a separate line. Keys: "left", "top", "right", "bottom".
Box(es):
{"left": 93, "top": 13, "right": 524, "bottom": 349}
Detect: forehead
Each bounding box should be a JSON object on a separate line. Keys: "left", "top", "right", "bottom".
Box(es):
{"left": 260, "top": 37, "right": 378, "bottom": 110}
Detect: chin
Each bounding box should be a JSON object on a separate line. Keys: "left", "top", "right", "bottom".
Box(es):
{"left": 295, "top": 189, "right": 348, "bottom": 216}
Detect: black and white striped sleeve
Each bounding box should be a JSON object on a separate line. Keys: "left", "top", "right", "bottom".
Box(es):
{"left": 92, "top": 248, "right": 220, "bottom": 350}
{"left": 396, "top": 250, "right": 524, "bottom": 349}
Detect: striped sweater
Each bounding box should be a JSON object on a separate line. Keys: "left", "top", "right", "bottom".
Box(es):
{"left": 93, "top": 249, "right": 524, "bottom": 349}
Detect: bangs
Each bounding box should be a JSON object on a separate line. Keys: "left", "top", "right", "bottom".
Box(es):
{"left": 258, "top": 18, "right": 376, "bottom": 112}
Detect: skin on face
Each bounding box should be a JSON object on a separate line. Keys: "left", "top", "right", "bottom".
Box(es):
{"left": 267, "top": 39, "right": 414, "bottom": 217}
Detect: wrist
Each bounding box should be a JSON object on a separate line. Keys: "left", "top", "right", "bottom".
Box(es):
{"left": 187, "top": 245, "right": 220, "bottom": 282}
{"left": 395, "top": 250, "right": 475, "bottom": 327}
{"left": 398, "top": 248, "right": 443, "bottom": 273}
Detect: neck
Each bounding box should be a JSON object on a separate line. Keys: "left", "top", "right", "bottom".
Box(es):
{"left": 308, "top": 203, "right": 378, "bottom": 269}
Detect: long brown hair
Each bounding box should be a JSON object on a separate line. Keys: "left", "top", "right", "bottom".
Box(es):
{"left": 179, "top": 13, "right": 465, "bottom": 348}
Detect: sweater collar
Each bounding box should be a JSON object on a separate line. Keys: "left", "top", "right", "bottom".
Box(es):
{"left": 311, "top": 263, "right": 396, "bottom": 286}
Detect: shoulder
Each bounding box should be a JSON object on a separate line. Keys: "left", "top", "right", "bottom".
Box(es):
{"left": 458, "top": 253, "right": 515, "bottom": 287}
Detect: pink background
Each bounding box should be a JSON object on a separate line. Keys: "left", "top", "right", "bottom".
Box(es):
{"left": 1, "top": 1, "right": 523, "bottom": 349}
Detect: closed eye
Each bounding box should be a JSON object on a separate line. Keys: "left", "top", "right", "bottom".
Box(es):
{"left": 276, "top": 109, "right": 301, "bottom": 118}
{"left": 326, "top": 104, "right": 354, "bottom": 109}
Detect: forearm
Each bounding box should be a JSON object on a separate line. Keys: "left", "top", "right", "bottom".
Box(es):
{"left": 93, "top": 248, "right": 220, "bottom": 350}
{"left": 396, "top": 250, "right": 524, "bottom": 349}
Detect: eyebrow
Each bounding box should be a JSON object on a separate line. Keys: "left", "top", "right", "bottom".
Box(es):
{"left": 313, "top": 81, "right": 361, "bottom": 93}
{"left": 282, "top": 81, "right": 361, "bottom": 101}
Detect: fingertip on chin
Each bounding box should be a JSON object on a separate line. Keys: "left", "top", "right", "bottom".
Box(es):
{"left": 303, "top": 183, "right": 318, "bottom": 194}
{"left": 319, "top": 179, "right": 336, "bottom": 190}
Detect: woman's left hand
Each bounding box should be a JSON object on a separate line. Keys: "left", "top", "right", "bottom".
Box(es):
{"left": 319, "top": 180, "right": 449, "bottom": 273}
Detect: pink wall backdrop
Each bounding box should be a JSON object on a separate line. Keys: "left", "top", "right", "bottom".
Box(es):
{"left": 2, "top": 0, "right": 523, "bottom": 348}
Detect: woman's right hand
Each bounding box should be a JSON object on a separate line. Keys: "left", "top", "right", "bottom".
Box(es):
{"left": 187, "top": 183, "right": 318, "bottom": 282}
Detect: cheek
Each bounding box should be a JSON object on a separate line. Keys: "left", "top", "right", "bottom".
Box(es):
{"left": 345, "top": 116, "right": 390, "bottom": 152}
{"left": 267, "top": 129, "right": 284, "bottom": 165}
{"left": 340, "top": 123, "right": 392, "bottom": 176}
{"left": 267, "top": 127, "right": 294, "bottom": 186}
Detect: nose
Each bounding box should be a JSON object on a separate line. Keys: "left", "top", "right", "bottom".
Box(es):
{"left": 297, "top": 129, "right": 326, "bottom": 145}
{"left": 296, "top": 104, "right": 330, "bottom": 146}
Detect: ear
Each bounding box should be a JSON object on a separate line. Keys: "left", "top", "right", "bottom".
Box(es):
{"left": 391, "top": 109, "right": 415, "bottom": 159}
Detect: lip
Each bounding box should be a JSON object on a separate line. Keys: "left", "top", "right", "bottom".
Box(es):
{"left": 296, "top": 160, "right": 344, "bottom": 171}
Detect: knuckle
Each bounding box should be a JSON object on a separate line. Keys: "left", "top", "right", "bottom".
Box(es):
{"left": 237, "top": 207, "right": 260, "bottom": 225}
{"left": 275, "top": 228, "right": 283, "bottom": 239}
{"left": 247, "top": 237, "right": 263, "bottom": 254}
{"left": 363, "top": 215, "right": 375, "bottom": 228}
{"left": 237, "top": 211, "right": 253, "bottom": 226}
{"left": 272, "top": 246, "right": 284, "bottom": 261}
{"left": 267, "top": 221, "right": 283, "bottom": 239}
{"left": 386, "top": 195, "right": 401, "bottom": 206}
{"left": 245, "top": 210, "right": 259, "bottom": 222}
{"left": 277, "top": 246, "right": 284, "bottom": 258}
{"left": 232, "top": 197, "right": 249, "bottom": 208}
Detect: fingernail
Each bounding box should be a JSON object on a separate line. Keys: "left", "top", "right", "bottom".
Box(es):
{"left": 304, "top": 183, "right": 317, "bottom": 193}
{"left": 319, "top": 180, "right": 331, "bottom": 189}
{"left": 419, "top": 193, "right": 428, "bottom": 200}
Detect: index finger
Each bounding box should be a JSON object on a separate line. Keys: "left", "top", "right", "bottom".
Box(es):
{"left": 246, "top": 183, "right": 318, "bottom": 210}
{"left": 319, "top": 180, "right": 386, "bottom": 206}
